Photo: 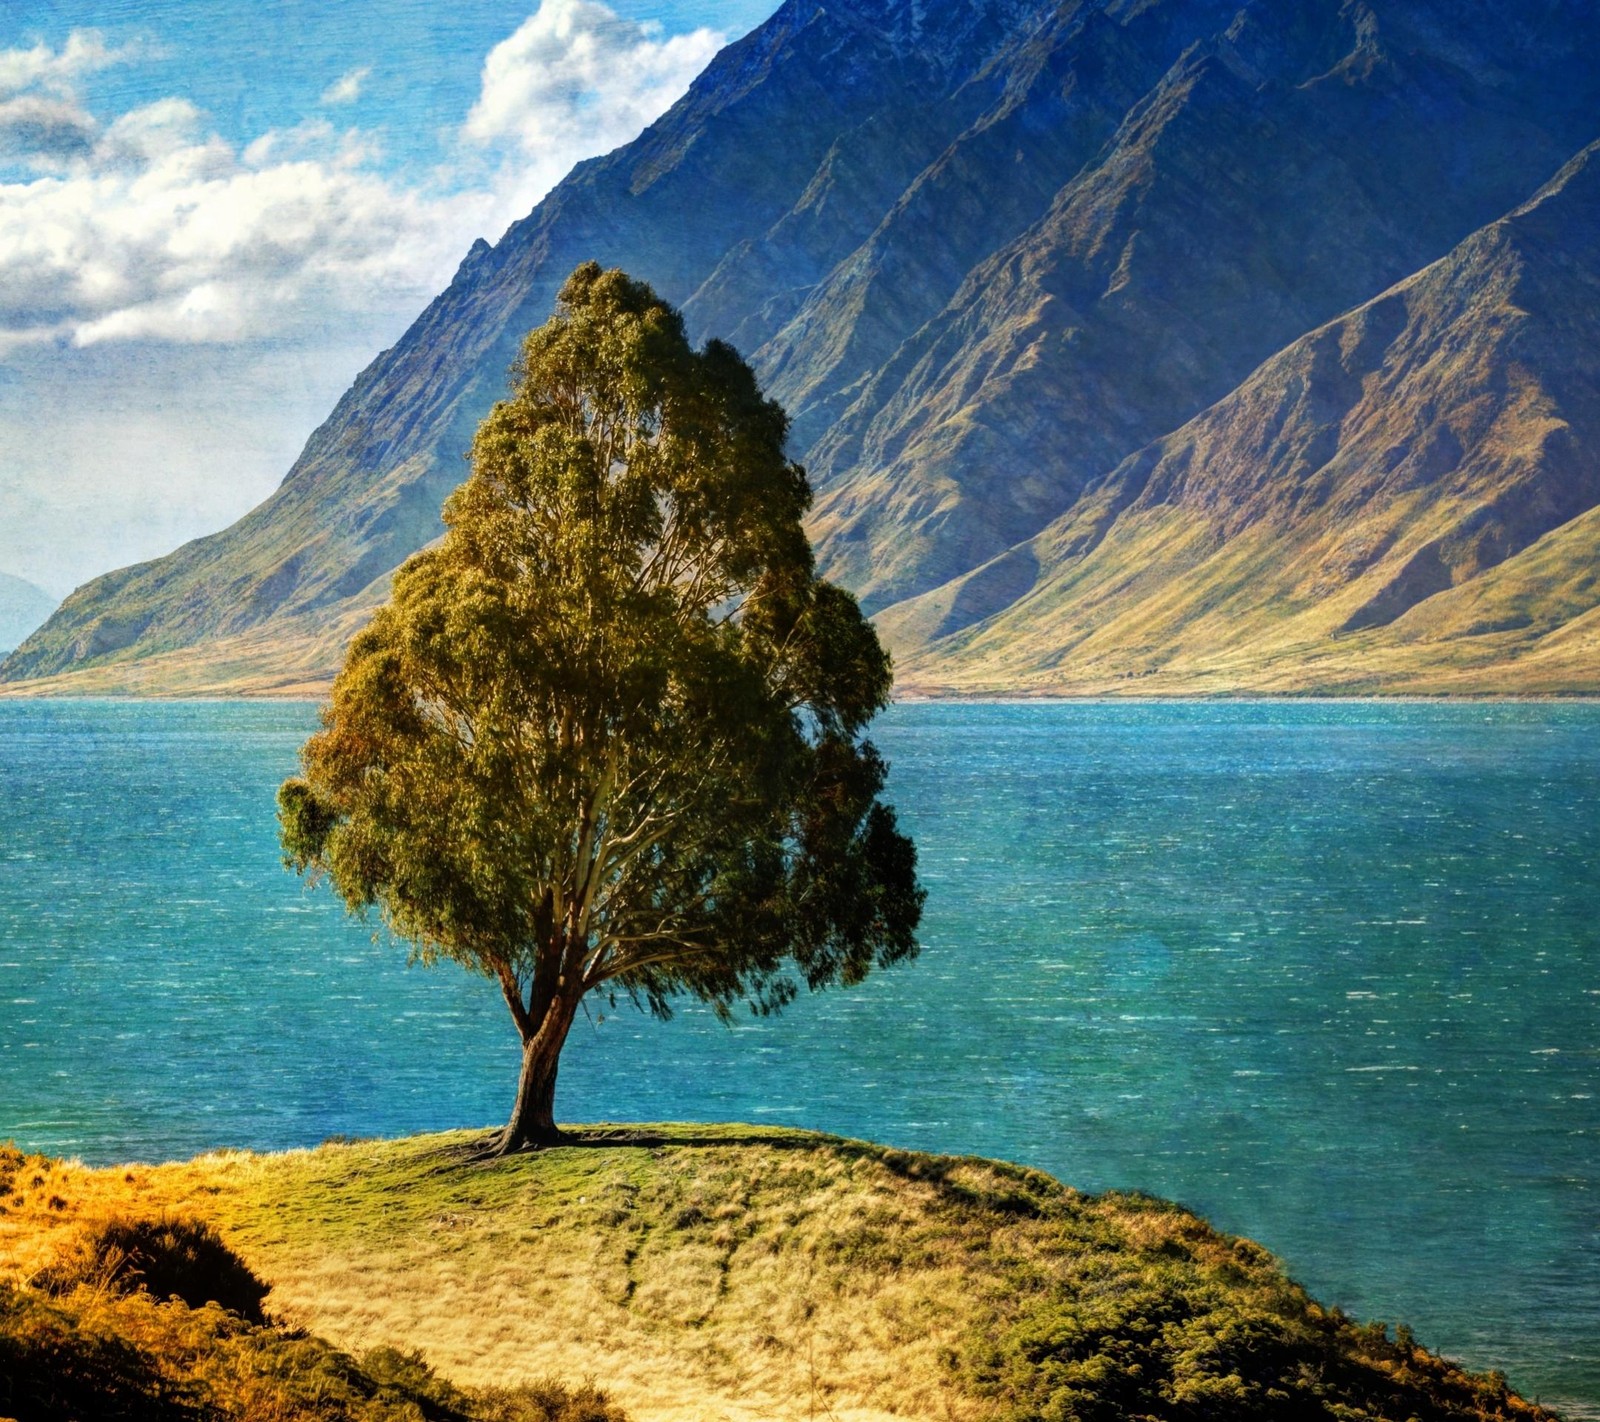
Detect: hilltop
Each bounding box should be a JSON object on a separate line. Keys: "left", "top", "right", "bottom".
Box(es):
{"left": 7, "top": 0, "right": 1600, "bottom": 695}
{"left": 0, "top": 1126, "right": 1555, "bottom": 1421}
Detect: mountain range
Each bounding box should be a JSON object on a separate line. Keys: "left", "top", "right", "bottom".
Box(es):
{"left": 7, "top": 0, "right": 1600, "bottom": 695}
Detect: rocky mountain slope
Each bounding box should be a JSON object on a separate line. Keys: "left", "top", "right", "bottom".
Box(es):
{"left": 886, "top": 139, "right": 1600, "bottom": 694}
{"left": 7, "top": 0, "right": 1600, "bottom": 694}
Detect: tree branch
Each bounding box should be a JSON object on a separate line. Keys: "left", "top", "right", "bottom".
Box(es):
{"left": 496, "top": 962, "right": 533, "bottom": 1040}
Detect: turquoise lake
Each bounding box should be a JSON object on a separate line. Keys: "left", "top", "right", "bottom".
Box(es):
{"left": 1, "top": 699, "right": 1595, "bottom": 1414}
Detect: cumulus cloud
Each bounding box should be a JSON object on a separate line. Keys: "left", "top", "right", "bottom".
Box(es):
{"left": 0, "top": 29, "right": 152, "bottom": 98}
{"left": 0, "top": 30, "right": 156, "bottom": 168}
{"left": 0, "top": 2, "right": 724, "bottom": 357}
{"left": 0, "top": 78, "right": 486, "bottom": 351}
{"left": 0, "top": 4, "right": 731, "bottom": 592}
{"left": 0, "top": 134, "right": 490, "bottom": 349}
{"left": 320, "top": 65, "right": 371, "bottom": 106}
{"left": 0, "top": 94, "right": 96, "bottom": 162}
{"left": 463, "top": 0, "right": 722, "bottom": 216}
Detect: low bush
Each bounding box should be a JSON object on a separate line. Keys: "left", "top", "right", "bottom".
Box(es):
{"left": 38, "top": 1215, "right": 270, "bottom": 1322}
{"left": 0, "top": 1283, "right": 198, "bottom": 1421}
{"left": 1, "top": 1212, "right": 628, "bottom": 1421}
{"left": 0, "top": 1281, "right": 629, "bottom": 1422}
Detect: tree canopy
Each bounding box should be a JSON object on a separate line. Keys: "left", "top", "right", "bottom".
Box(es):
{"left": 279, "top": 262, "right": 924, "bottom": 1151}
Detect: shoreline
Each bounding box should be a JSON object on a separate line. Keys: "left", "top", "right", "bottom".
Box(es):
{"left": 5, "top": 687, "right": 1600, "bottom": 705}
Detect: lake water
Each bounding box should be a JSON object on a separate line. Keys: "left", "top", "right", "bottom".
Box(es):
{"left": 1, "top": 699, "right": 1595, "bottom": 1414}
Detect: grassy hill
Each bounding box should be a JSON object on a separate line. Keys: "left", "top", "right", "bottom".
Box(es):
{"left": 0, "top": 1126, "right": 1554, "bottom": 1422}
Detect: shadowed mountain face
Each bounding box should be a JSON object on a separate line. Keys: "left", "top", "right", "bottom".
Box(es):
{"left": 884, "top": 141, "right": 1600, "bottom": 693}
{"left": 797, "top": 0, "right": 1600, "bottom": 612}
{"left": 8, "top": 0, "right": 1600, "bottom": 693}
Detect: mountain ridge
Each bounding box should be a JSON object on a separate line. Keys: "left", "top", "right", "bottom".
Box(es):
{"left": 885, "top": 138, "right": 1600, "bottom": 694}
{"left": 0, "top": 573, "right": 56, "bottom": 656}
{"left": 8, "top": 0, "right": 1600, "bottom": 695}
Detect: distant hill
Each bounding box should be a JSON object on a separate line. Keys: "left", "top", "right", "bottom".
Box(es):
{"left": 7, "top": 0, "right": 1600, "bottom": 695}
{"left": 0, "top": 573, "right": 56, "bottom": 655}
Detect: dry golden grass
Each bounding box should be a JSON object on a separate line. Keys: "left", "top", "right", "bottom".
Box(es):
{"left": 0, "top": 615, "right": 351, "bottom": 698}
{"left": 888, "top": 498, "right": 1600, "bottom": 699}
{"left": 0, "top": 1128, "right": 1555, "bottom": 1422}
{"left": 1, "top": 1132, "right": 988, "bottom": 1421}
{"left": 210, "top": 1133, "right": 991, "bottom": 1422}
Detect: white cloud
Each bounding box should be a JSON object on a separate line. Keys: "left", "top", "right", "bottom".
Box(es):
{"left": 0, "top": 31, "right": 471, "bottom": 354}
{"left": 0, "top": 98, "right": 492, "bottom": 351}
{"left": 0, "top": 1, "right": 724, "bottom": 357}
{"left": 242, "top": 120, "right": 380, "bottom": 170}
{"left": 0, "top": 31, "right": 158, "bottom": 169}
{"left": 95, "top": 96, "right": 210, "bottom": 166}
{"left": 0, "top": 30, "right": 152, "bottom": 98}
{"left": 0, "top": 94, "right": 97, "bottom": 161}
{"left": 463, "top": 0, "right": 722, "bottom": 218}
{"left": 320, "top": 65, "right": 371, "bottom": 106}
{"left": 0, "top": 2, "right": 729, "bottom": 592}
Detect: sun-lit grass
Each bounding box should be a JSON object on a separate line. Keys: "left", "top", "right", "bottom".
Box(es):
{"left": 885, "top": 495, "right": 1600, "bottom": 698}
{"left": 0, "top": 1145, "right": 626, "bottom": 1421}
{"left": 0, "top": 1129, "right": 1557, "bottom": 1422}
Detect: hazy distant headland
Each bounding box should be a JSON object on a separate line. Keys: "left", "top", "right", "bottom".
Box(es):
{"left": 6, "top": 0, "right": 1600, "bottom": 698}
{"left": 0, "top": 573, "right": 56, "bottom": 658}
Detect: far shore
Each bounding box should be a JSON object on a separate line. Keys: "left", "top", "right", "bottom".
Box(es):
{"left": 5, "top": 682, "right": 1600, "bottom": 704}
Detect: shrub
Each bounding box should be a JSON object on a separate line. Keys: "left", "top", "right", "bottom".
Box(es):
{"left": 0, "top": 1283, "right": 202, "bottom": 1421}
{"left": 37, "top": 1215, "right": 270, "bottom": 1322}
{"left": 469, "top": 1380, "right": 630, "bottom": 1422}
{"left": 0, "top": 1281, "right": 631, "bottom": 1422}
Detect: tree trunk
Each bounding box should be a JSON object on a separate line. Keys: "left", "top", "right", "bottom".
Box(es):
{"left": 496, "top": 995, "right": 578, "bottom": 1153}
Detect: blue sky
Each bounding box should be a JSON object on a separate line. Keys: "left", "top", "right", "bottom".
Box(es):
{"left": 0, "top": 0, "right": 776, "bottom": 596}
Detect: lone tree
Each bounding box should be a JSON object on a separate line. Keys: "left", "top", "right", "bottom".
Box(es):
{"left": 279, "top": 262, "right": 924, "bottom": 1153}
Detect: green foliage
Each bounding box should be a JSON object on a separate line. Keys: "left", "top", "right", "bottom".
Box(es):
{"left": 278, "top": 262, "right": 922, "bottom": 1141}
{"left": 947, "top": 1188, "right": 1550, "bottom": 1422}
{"left": 0, "top": 1284, "right": 194, "bottom": 1421}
